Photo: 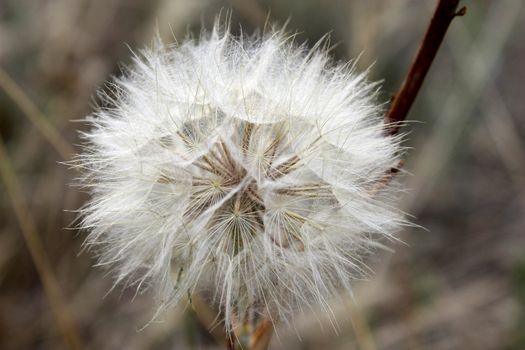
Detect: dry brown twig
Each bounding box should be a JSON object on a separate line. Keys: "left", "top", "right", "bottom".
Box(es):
{"left": 385, "top": 0, "right": 467, "bottom": 135}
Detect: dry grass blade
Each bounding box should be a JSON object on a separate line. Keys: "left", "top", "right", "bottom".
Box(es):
{"left": 0, "top": 135, "right": 83, "bottom": 350}
{"left": 347, "top": 299, "right": 377, "bottom": 350}
{"left": 0, "top": 68, "right": 74, "bottom": 159}
{"left": 191, "top": 293, "right": 233, "bottom": 348}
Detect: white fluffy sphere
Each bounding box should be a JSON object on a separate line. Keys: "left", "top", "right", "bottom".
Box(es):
{"left": 75, "top": 23, "right": 406, "bottom": 328}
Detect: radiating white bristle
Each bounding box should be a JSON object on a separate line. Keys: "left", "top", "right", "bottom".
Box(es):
{"left": 72, "top": 21, "right": 407, "bottom": 329}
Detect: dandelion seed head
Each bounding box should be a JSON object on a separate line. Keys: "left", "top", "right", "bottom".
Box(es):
{"left": 74, "top": 21, "right": 406, "bottom": 328}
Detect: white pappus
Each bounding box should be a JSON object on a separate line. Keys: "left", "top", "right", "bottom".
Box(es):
{"left": 73, "top": 21, "right": 407, "bottom": 330}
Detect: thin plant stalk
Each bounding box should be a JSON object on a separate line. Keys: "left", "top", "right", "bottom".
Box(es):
{"left": 0, "top": 68, "right": 74, "bottom": 159}
{"left": 0, "top": 135, "right": 83, "bottom": 350}
{"left": 385, "top": 0, "right": 466, "bottom": 135}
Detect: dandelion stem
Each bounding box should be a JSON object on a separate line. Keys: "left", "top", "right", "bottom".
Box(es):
{"left": 385, "top": 0, "right": 466, "bottom": 135}
{"left": 250, "top": 319, "right": 274, "bottom": 350}
{"left": 190, "top": 294, "right": 230, "bottom": 347}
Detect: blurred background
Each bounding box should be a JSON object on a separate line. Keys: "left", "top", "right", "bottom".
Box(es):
{"left": 1, "top": 0, "right": 524, "bottom": 349}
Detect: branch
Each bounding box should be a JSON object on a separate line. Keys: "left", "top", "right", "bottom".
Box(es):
{"left": 385, "top": 0, "right": 466, "bottom": 135}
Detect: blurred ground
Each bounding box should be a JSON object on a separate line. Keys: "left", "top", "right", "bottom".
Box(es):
{"left": 0, "top": 0, "right": 524, "bottom": 349}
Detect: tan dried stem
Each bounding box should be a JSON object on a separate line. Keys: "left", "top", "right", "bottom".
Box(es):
{"left": 347, "top": 299, "right": 377, "bottom": 350}
{"left": 0, "top": 68, "right": 74, "bottom": 159}
{"left": 0, "top": 135, "right": 83, "bottom": 350}
{"left": 191, "top": 294, "right": 231, "bottom": 347}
